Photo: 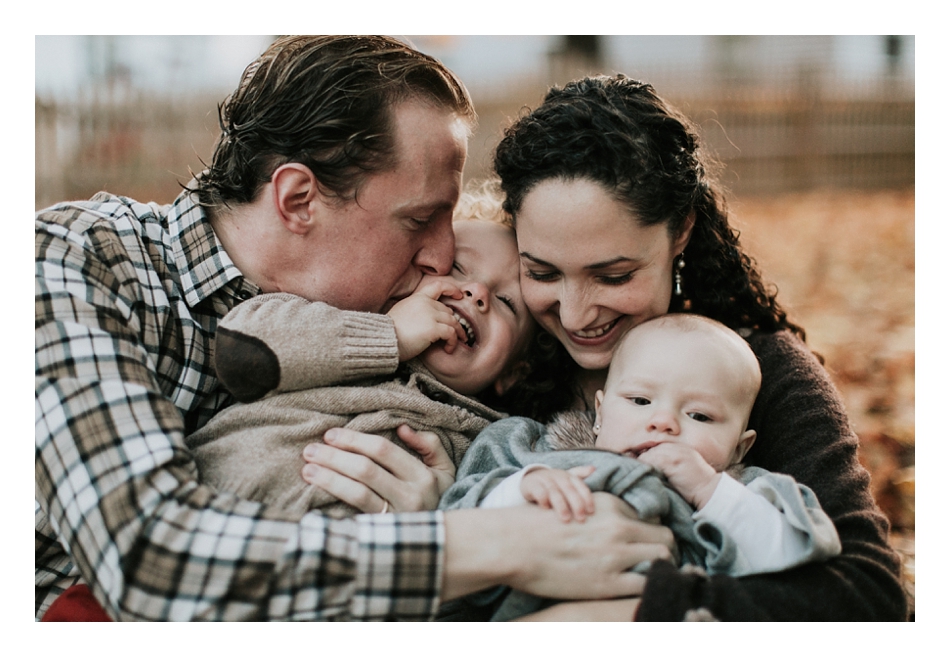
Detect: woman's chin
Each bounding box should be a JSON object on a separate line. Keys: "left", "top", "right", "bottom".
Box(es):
{"left": 553, "top": 324, "right": 625, "bottom": 370}
{"left": 561, "top": 344, "right": 614, "bottom": 371}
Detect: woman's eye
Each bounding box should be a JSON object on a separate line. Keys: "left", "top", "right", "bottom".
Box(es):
{"left": 598, "top": 272, "right": 634, "bottom": 285}
{"left": 688, "top": 412, "right": 712, "bottom": 423}
{"left": 524, "top": 270, "right": 558, "bottom": 282}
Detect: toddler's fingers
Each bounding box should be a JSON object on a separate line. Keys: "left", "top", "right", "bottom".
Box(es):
{"left": 416, "top": 277, "right": 463, "bottom": 301}
{"left": 435, "top": 315, "right": 467, "bottom": 353}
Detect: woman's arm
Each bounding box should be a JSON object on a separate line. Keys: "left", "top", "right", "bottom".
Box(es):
{"left": 634, "top": 331, "right": 907, "bottom": 621}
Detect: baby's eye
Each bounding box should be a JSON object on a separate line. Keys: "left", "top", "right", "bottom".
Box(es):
{"left": 688, "top": 412, "right": 712, "bottom": 423}
{"left": 629, "top": 397, "right": 650, "bottom": 406}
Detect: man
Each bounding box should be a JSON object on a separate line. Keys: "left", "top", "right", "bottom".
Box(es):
{"left": 36, "top": 35, "right": 672, "bottom": 621}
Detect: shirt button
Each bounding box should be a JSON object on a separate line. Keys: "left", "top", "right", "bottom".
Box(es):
{"left": 237, "top": 289, "right": 253, "bottom": 301}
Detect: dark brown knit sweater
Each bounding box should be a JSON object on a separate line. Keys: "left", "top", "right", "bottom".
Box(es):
{"left": 635, "top": 330, "right": 907, "bottom": 621}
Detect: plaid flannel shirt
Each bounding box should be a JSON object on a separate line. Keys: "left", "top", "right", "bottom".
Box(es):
{"left": 35, "top": 183, "right": 444, "bottom": 621}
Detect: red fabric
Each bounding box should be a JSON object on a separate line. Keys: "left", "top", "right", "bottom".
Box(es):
{"left": 41, "top": 584, "right": 112, "bottom": 622}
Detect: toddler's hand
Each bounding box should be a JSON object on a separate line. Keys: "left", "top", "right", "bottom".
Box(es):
{"left": 387, "top": 277, "right": 466, "bottom": 361}
{"left": 520, "top": 465, "right": 596, "bottom": 523}
{"left": 635, "top": 443, "right": 720, "bottom": 509}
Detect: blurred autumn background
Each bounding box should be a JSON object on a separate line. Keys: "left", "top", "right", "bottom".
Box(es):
{"left": 35, "top": 36, "right": 915, "bottom": 615}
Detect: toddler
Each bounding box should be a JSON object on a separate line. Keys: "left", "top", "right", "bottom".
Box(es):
{"left": 186, "top": 187, "right": 536, "bottom": 518}
{"left": 440, "top": 314, "right": 841, "bottom": 620}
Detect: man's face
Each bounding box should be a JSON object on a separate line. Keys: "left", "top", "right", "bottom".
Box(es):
{"left": 292, "top": 100, "right": 469, "bottom": 313}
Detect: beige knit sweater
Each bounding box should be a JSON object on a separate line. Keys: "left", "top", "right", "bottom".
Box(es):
{"left": 186, "top": 293, "right": 504, "bottom": 519}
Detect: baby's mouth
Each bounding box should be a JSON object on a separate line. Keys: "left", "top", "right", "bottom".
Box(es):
{"left": 627, "top": 441, "right": 660, "bottom": 458}
{"left": 452, "top": 310, "right": 477, "bottom": 347}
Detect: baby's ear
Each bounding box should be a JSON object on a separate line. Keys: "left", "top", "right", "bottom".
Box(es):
{"left": 493, "top": 360, "right": 531, "bottom": 396}
{"left": 732, "top": 429, "right": 757, "bottom": 464}
{"left": 593, "top": 390, "right": 605, "bottom": 435}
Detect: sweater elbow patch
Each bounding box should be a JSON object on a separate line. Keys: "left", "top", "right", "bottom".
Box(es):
{"left": 214, "top": 327, "right": 281, "bottom": 402}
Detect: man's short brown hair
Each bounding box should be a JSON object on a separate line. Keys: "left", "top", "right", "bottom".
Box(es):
{"left": 198, "top": 35, "right": 475, "bottom": 207}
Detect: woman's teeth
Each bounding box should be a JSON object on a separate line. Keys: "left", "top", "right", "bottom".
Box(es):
{"left": 574, "top": 320, "right": 616, "bottom": 339}
{"left": 453, "top": 312, "right": 476, "bottom": 347}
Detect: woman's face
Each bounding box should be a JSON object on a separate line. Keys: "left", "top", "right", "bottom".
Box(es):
{"left": 516, "top": 178, "right": 692, "bottom": 372}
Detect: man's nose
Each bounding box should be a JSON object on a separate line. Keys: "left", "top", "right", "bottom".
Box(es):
{"left": 413, "top": 218, "right": 455, "bottom": 276}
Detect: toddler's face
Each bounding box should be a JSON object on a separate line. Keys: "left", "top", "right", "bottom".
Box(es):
{"left": 419, "top": 220, "right": 534, "bottom": 395}
{"left": 594, "top": 327, "right": 756, "bottom": 471}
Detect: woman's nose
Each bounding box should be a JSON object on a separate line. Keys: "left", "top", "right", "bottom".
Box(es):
{"left": 556, "top": 284, "right": 597, "bottom": 332}
{"left": 463, "top": 282, "right": 490, "bottom": 312}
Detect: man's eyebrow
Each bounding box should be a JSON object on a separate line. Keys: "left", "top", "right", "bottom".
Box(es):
{"left": 396, "top": 200, "right": 454, "bottom": 215}
{"left": 520, "top": 251, "right": 637, "bottom": 270}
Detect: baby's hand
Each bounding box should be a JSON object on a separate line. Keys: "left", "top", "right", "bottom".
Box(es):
{"left": 387, "top": 277, "right": 466, "bottom": 361}
{"left": 520, "top": 465, "right": 596, "bottom": 523}
{"left": 635, "top": 443, "right": 720, "bottom": 509}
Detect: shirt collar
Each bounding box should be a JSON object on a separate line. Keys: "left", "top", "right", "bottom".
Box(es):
{"left": 167, "top": 179, "right": 259, "bottom": 308}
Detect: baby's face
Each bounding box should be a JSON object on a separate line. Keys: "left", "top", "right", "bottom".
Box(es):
{"left": 594, "top": 326, "right": 756, "bottom": 471}
{"left": 418, "top": 220, "right": 534, "bottom": 395}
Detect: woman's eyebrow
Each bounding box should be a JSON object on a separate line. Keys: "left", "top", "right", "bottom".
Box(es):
{"left": 520, "top": 251, "right": 636, "bottom": 270}
{"left": 583, "top": 256, "right": 637, "bottom": 270}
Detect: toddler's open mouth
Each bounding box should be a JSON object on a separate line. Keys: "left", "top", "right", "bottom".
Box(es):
{"left": 452, "top": 310, "right": 477, "bottom": 348}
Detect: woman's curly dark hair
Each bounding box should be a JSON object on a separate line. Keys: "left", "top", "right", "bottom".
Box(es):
{"left": 493, "top": 75, "right": 806, "bottom": 421}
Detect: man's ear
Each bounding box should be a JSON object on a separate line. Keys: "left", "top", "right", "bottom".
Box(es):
{"left": 672, "top": 211, "right": 696, "bottom": 254}
{"left": 271, "top": 163, "right": 320, "bottom": 236}
{"left": 732, "top": 429, "right": 757, "bottom": 465}
{"left": 593, "top": 390, "right": 605, "bottom": 435}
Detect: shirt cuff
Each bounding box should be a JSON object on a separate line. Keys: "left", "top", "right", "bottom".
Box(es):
{"left": 350, "top": 511, "right": 444, "bottom": 621}
{"left": 479, "top": 464, "right": 551, "bottom": 509}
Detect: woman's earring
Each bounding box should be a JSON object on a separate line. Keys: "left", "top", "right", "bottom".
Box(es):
{"left": 673, "top": 254, "right": 686, "bottom": 296}
{"left": 593, "top": 423, "right": 601, "bottom": 433}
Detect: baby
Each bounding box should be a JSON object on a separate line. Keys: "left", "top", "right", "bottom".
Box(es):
{"left": 439, "top": 314, "right": 841, "bottom": 619}
{"left": 186, "top": 187, "right": 536, "bottom": 518}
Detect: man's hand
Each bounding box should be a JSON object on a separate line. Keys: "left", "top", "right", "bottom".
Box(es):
{"left": 387, "top": 277, "right": 466, "bottom": 361}
{"left": 442, "top": 493, "right": 676, "bottom": 602}
{"left": 301, "top": 425, "right": 455, "bottom": 513}
{"left": 520, "top": 466, "right": 596, "bottom": 522}
{"left": 636, "top": 442, "right": 720, "bottom": 509}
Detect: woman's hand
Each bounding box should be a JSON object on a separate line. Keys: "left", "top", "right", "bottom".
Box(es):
{"left": 301, "top": 424, "right": 456, "bottom": 513}
{"left": 514, "top": 598, "right": 641, "bottom": 622}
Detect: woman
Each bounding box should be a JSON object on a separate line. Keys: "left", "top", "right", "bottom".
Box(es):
{"left": 303, "top": 75, "right": 906, "bottom": 621}
{"left": 486, "top": 75, "right": 906, "bottom": 621}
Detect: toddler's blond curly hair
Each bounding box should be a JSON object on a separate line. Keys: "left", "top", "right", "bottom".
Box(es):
{"left": 453, "top": 178, "right": 512, "bottom": 227}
